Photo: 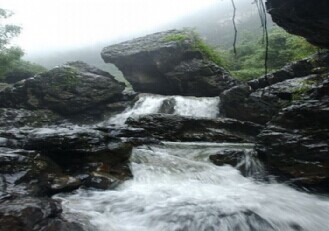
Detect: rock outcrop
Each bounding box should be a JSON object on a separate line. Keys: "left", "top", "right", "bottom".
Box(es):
{"left": 220, "top": 50, "right": 329, "bottom": 191}
{"left": 266, "top": 0, "right": 329, "bottom": 49}
{"left": 0, "top": 61, "right": 125, "bottom": 115}
{"left": 127, "top": 114, "right": 263, "bottom": 143}
{"left": 220, "top": 52, "right": 329, "bottom": 125}
{"left": 256, "top": 86, "right": 329, "bottom": 190}
{"left": 101, "top": 30, "right": 237, "bottom": 96}
{"left": 0, "top": 122, "right": 135, "bottom": 230}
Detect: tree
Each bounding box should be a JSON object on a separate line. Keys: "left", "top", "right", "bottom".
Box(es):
{"left": 221, "top": 27, "right": 318, "bottom": 81}
{"left": 0, "top": 8, "right": 46, "bottom": 82}
{"left": 0, "top": 9, "right": 21, "bottom": 48}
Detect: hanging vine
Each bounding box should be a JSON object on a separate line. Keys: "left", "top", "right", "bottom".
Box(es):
{"left": 229, "top": 0, "right": 269, "bottom": 80}
{"left": 255, "top": 0, "right": 269, "bottom": 79}
{"left": 230, "top": 0, "right": 237, "bottom": 56}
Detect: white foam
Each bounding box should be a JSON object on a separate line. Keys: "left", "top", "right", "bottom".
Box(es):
{"left": 55, "top": 143, "right": 329, "bottom": 231}
{"left": 107, "top": 94, "right": 220, "bottom": 126}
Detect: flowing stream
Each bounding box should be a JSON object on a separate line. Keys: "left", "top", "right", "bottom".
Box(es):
{"left": 55, "top": 95, "right": 329, "bottom": 231}
{"left": 107, "top": 94, "right": 220, "bottom": 125}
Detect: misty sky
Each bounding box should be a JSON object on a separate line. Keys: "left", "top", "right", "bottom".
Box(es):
{"left": 2, "top": 0, "right": 240, "bottom": 55}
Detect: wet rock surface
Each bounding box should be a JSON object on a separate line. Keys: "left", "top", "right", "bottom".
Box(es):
{"left": 0, "top": 61, "right": 125, "bottom": 115}
{"left": 248, "top": 52, "right": 329, "bottom": 90}
{"left": 250, "top": 56, "right": 329, "bottom": 190}
{"left": 256, "top": 98, "right": 329, "bottom": 190}
{"left": 220, "top": 50, "right": 329, "bottom": 191}
{"left": 101, "top": 30, "right": 237, "bottom": 96}
{"left": 0, "top": 197, "right": 84, "bottom": 231}
{"left": 221, "top": 52, "right": 329, "bottom": 125}
{"left": 0, "top": 123, "right": 135, "bottom": 230}
{"left": 127, "top": 114, "right": 263, "bottom": 143}
{"left": 209, "top": 148, "right": 264, "bottom": 178}
{"left": 0, "top": 108, "right": 62, "bottom": 128}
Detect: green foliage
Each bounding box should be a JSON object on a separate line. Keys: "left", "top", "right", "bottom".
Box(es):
{"left": 191, "top": 31, "right": 223, "bottom": 66}
{"left": 222, "top": 27, "right": 318, "bottom": 81}
{"left": 0, "top": 8, "right": 46, "bottom": 82}
{"left": 292, "top": 84, "right": 312, "bottom": 101}
{"left": 164, "top": 30, "right": 223, "bottom": 66}
{"left": 163, "top": 34, "right": 188, "bottom": 42}
{"left": 0, "top": 46, "right": 24, "bottom": 79}
{"left": 230, "top": 68, "right": 265, "bottom": 81}
{"left": 3, "top": 60, "right": 47, "bottom": 83}
{"left": 46, "top": 66, "right": 80, "bottom": 92}
{"left": 0, "top": 9, "right": 21, "bottom": 50}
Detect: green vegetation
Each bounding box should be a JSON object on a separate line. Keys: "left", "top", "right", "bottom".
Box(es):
{"left": 221, "top": 27, "right": 318, "bottom": 81}
{"left": 163, "top": 34, "right": 188, "bottom": 42}
{"left": 47, "top": 66, "right": 80, "bottom": 91}
{"left": 0, "top": 8, "right": 47, "bottom": 82}
{"left": 162, "top": 27, "right": 316, "bottom": 79}
{"left": 163, "top": 30, "right": 223, "bottom": 66}
{"left": 292, "top": 83, "right": 312, "bottom": 101}
{"left": 191, "top": 32, "right": 223, "bottom": 66}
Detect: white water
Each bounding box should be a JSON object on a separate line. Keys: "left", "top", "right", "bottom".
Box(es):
{"left": 56, "top": 142, "right": 329, "bottom": 231}
{"left": 107, "top": 94, "right": 220, "bottom": 125}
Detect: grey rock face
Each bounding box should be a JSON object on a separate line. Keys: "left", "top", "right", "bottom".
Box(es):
{"left": 256, "top": 98, "right": 329, "bottom": 190}
{"left": 253, "top": 66, "right": 329, "bottom": 190}
{"left": 127, "top": 114, "right": 263, "bottom": 143}
{"left": 0, "top": 197, "right": 84, "bottom": 231}
{"left": 221, "top": 52, "right": 329, "bottom": 125}
{"left": 101, "top": 30, "right": 237, "bottom": 96}
{"left": 266, "top": 0, "right": 329, "bottom": 49}
{"left": 0, "top": 61, "right": 125, "bottom": 115}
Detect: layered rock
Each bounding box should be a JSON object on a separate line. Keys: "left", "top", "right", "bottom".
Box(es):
{"left": 101, "top": 30, "right": 237, "bottom": 96}
{"left": 256, "top": 94, "right": 329, "bottom": 190}
{"left": 266, "top": 0, "right": 329, "bottom": 49}
{"left": 0, "top": 108, "right": 62, "bottom": 128}
{"left": 219, "top": 49, "right": 329, "bottom": 191}
{"left": 220, "top": 52, "right": 329, "bottom": 124}
{"left": 127, "top": 114, "right": 263, "bottom": 143}
{"left": 248, "top": 52, "right": 329, "bottom": 90}
{"left": 0, "top": 61, "right": 125, "bottom": 115}
{"left": 0, "top": 125, "right": 133, "bottom": 185}
{"left": 0, "top": 123, "right": 135, "bottom": 230}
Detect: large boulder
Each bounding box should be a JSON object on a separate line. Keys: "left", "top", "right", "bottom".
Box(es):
{"left": 266, "top": 0, "right": 329, "bottom": 49}
{"left": 0, "top": 61, "right": 125, "bottom": 115}
{"left": 101, "top": 30, "right": 237, "bottom": 96}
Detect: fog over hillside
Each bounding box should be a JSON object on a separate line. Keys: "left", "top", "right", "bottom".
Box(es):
{"left": 2, "top": 0, "right": 273, "bottom": 79}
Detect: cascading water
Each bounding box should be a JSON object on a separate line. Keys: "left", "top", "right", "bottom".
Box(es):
{"left": 55, "top": 95, "right": 329, "bottom": 231}
{"left": 107, "top": 94, "right": 220, "bottom": 125}
{"left": 55, "top": 142, "right": 329, "bottom": 231}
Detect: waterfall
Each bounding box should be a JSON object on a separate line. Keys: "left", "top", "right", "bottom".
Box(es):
{"left": 107, "top": 94, "right": 220, "bottom": 125}
{"left": 55, "top": 142, "right": 329, "bottom": 231}
{"left": 54, "top": 94, "right": 329, "bottom": 231}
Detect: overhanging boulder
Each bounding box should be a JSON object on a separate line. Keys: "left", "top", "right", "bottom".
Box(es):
{"left": 266, "top": 0, "right": 329, "bottom": 49}
{"left": 101, "top": 30, "right": 237, "bottom": 96}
